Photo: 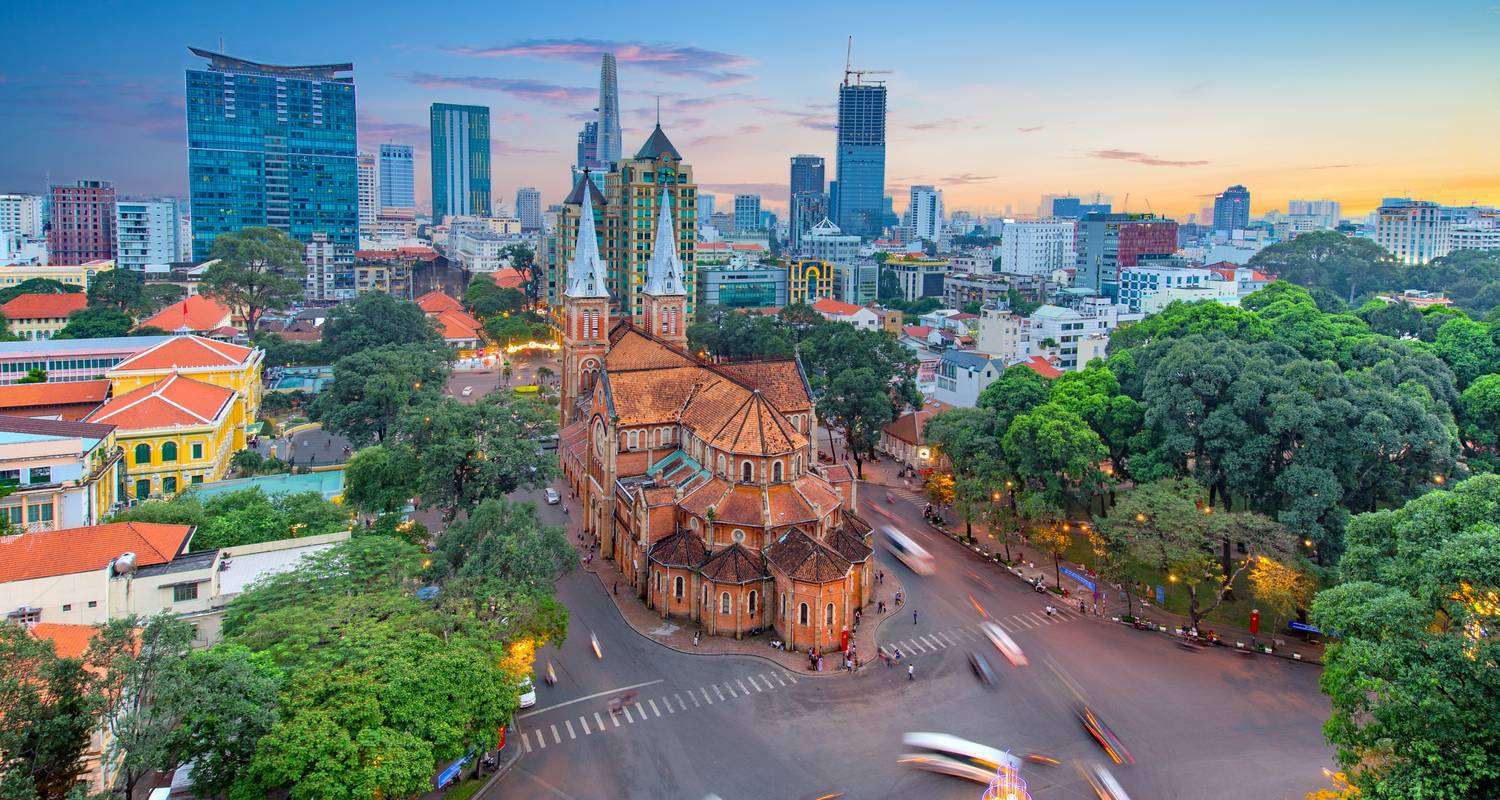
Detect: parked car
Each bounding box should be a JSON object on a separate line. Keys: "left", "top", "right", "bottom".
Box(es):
{"left": 518, "top": 677, "right": 536, "bottom": 709}
{"left": 545, "top": 488, "right": 561, "bottom": 505}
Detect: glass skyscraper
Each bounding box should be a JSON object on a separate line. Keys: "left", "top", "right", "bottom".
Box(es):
{"left": 378, "top": 143, "right": 415, "bottom": 210}
{"left": 1212, "top": 184, "right": 1251, "bottom": 232}
{"left": 430, "top": 103, "right": 491, "bottom": 220}
{"left": 185, "top": 48, "right": 358, "bottom": 262}
{"left": 834, "top": 82, "right": 887, "bottom": 238}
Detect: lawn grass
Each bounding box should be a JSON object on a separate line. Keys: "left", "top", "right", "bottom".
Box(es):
{"left": 444, "top": 776, "right": 485, "bottom": 800}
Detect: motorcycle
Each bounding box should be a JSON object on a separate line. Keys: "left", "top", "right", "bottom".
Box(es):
{"left": 590, "top": 632, "right": 602, "bottom": 659}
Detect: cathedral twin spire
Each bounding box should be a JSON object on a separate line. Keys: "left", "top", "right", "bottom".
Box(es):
{"left": 643, "top": 189, "right": 686, "bottom": 297}
{"left": 563, "top": 181, "right": 609, "bottom": 299}
{"left": 565, "top": 185, "right": 685, "bottom": 300}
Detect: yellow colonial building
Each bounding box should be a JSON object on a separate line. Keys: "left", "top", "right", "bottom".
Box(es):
{"left": 787, "top": 259, "right": 835, "bottom": 305}
{"left": 84, "top": 336, "right": 263, "bottom": 501}
{"left": 0, "top": 259, "right": 115, "bottom": 291}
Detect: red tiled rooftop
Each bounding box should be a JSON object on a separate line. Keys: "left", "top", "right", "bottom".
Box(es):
{"left": 28, "top": 623, "right": 103, "bottom": 659}
{"left": 0, "top": 522, "right": 193, "bottom": 582}
{"left": 139, "top": 295, "right": 232, "bottom": 333}
{"left": 0, "top": 379, "right": 110, "bottom": 412}
{"left": 417, "top": 291, "right": 464, "bottom": 314}
{"left": 85, "top": 374, "right": 235, "bottom": 430}
{"left": 111, "top": 335, "right": 254, "bottom": 372}
{"left": 1, "top": 293, "right": 87, "bottom": 321}
{"left": 812, "top": 298, "right": 866, "bottom": 316}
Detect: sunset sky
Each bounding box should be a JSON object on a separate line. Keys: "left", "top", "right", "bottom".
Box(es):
{"left": 3, "top": 0, "right": 1498, "bottom": 220}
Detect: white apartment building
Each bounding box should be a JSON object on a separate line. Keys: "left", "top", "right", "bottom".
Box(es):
{"left": 802, "top": 217, "right": 863, "bottom": 265}
{"left": 1286, "top": 199, "right": 1341, "bottom": 229}
{"left": 115, "top": 199, "right": 182, "bottom": 271}
{"left": 0, "top": 194, "right": 45, "bottom": 238}
{"left": 357, "top": 153, "right": 379, "bottom": 239}
{"left": 999, "top": 221, "right": 1076, "bottom": 277}
{"left": 907, "top": 185, "right": 944, "bottom": 243}
{"left": 449, "top": 228, "right": 512, "bottom": 272}
{"left": 978, "top": 299, "right": 1140, "bottom": 371}
{"left": 1117, "top": 265, "right": 1215, "bottom": 311}
{"left": 304, "top": 232, "right": 350, "bottom": 301}
{"left": 1450, "top": 223, "right": 1500, "bottom": 252}
{"left": 1375, "top": 200, "right": 1450, "bottom": 265}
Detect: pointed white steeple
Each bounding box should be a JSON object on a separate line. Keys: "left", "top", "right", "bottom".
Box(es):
{"left": 564, "top": 182, "right": 609, "bottom": 299}
{"left": 643, "top": 189, "right": 686, "bottom": 297}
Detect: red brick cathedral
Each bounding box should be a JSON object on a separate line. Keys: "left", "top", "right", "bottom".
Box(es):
{"left": 558, "top": 180, "right": 874, "bottom": 649}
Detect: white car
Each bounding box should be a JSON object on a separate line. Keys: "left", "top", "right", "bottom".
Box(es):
{"left": 518, "top": 677, "right": 536, "bottom": 709}
{"left": 979, "top": 621, "right": 1028, "bottom": 667}
{"left": 461, "top": 386, "right": 474, "bottom": 397}
{"left": 544, "top": 488, "right": 561, "bottom": 505}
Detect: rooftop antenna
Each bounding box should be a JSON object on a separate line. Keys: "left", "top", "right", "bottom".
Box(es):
{"left": 219, "top": 35, "right": 224, "bottom": 53}
{"left": 656, "top": 95, "right": 661, "bottom": 126}
{"left": 1122, "top": 193, "right": 1130, "bottom": 213}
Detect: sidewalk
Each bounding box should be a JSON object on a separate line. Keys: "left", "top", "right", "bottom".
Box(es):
{"left": 856, "top": 456, "right": 1325, "bottom": 665}
{"left": 572, "top": 529, "right": 906, "bottom": 675}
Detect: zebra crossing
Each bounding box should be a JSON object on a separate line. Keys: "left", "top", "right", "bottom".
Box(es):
{"left": 881, "top": 607, "right": 1086, "bottom": 658}
{"left": 516, "top": 669, "right": 800, "bottom": 753}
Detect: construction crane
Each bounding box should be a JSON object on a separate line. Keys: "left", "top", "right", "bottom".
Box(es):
{"left": 844, "top": 36, "right": 891, "bottom": 86}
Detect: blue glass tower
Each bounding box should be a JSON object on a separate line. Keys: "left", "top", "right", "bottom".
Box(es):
{"left": 834, "top": 82, "right": 887, "bottom": 239}
{"left": 185, "top": 48, "right": 358, "bottom": 265}
{"left": 430, "top": 103, "right": 492, "bottom": 220}
{"left": 378, "top": 143, "right": 415, "bottom": 210}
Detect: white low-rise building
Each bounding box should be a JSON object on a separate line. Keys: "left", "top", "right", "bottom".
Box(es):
{"left": 811, "top": 298, "right": 880, "bottom": 330}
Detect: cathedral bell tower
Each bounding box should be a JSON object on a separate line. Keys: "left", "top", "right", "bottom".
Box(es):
{"left": 641, "top": 189, "right": 689, "bottom": 351}
{"left": 560, "top": 179, "right": 610, "bottom": 426}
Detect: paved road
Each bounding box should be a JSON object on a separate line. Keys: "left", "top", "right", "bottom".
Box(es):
{"left": 257, "top": 426, "right": 351, "bottom": 467}
{"left": 447, "top": 350, "right": 559, "bottom": 405}
{"left": 489, "top": 478, "right": 1333, "bottom": 799}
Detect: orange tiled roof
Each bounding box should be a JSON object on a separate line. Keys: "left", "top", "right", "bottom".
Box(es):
{"left": 605, "top": 328, "right": 699, "bottom": 371}
{"left": 417, "top": 291, "right": 464, "bottom": 314}
{"left": 0, "top": 379, "right": 110, "bottom": 411}
{"left": 828, "top": 526, "right": 873, "bottom": 564}
{"left": 0, "top": 293, "right": 87, "bottom": 321}
{"left": 882, "top": 401, "right": 953, "bottom": 445}
{"left": 0, "top": 522, "right": 192, "bottom": 582}
{"left": 84, "top": 373, "right": 234, "bottom": 430}
{"left": 648, "top": 528, "right": 709, "bottom": 568}
{"left": 714, "top": 485, "right": 766, "bottom": 526}
{"left": 715, "top": 360, "right": 811, "bottom": 413}
{"left": 765, "top": 527, "right": 850, "bottom": 583}
{"left": 700, "top": 544, "right": 767, "bottom": 583}
{"left": 703, "top": 391, "right": 802, "bottom": 455}
{"left": 139, "top": 295, "right": 232, "bottom": 333}
{"left": 486, "top": 268, "right": 529, "bottom": 290}
{"left": 1020, "top": 355, "right": 1064, "bottom": 379}
{"left": 111, "top": 335, "right": 254, "bottom": 372}
{"left": 679, "top": 478, "right": 731, "bottom": 518}
{"left": 812, "top": 298, "right": 866, "bottom": 316}
{"left": 434, "top": 309, "right": 483, "bottom": 342}
{"left": 604, "top": 367, "right": 704, "bottom": 425}
{"left": 28, "top": 623, "right": 103, "bottom": 659}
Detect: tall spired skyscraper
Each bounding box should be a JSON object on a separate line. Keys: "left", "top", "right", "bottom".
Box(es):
{"left": 834, "top": 76, "right": 887, "bottom": 239}
{"left": 595, "top": 54, "right": 623, "bottom": 168}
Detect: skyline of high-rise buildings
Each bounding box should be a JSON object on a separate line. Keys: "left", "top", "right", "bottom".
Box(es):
{"left": 184, "top": 48, "right": 358, "bottom": 263}
{"left": 430, "top": 102, "right": 492, "bottom": 220}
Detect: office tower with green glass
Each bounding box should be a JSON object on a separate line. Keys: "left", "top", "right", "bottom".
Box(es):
{"left": 430, "top": 103, "right": 491, "bottom": 221}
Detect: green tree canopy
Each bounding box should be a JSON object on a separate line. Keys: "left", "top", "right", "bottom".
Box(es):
{"left": 1247, "top": 231, "right": 1399, "bottom": 304}
{"left": 202, "top": 227, "right": 307, "bottom": 329}
{"left": 313, "top": 343, "right": 451, "bottom": 446}
{"left": 1313, "top": 474, "right": 1500, "bottom": 799}
{"left": 112, "top": 488, "right": 351, "bottom": 552}
{"left": 320, "top": 292, "right": 444, "bottom": 362}
{"left": 0, "top": 625, "right": 99, "bottom": 800}
{"left": 53, "top": 306, "right": 143, "bottom": 339}
{"left": 343, "top": 444, "right": 421, "bottom": 516}
{"left": 463, "top": 278, "right": 526, "bottom": 319}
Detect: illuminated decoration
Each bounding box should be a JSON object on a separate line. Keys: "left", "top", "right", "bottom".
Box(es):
{"left": 504, "top": 340, "right": 561, "bottom": 354}
{"left": 916, "top": 446, "right": 931, "bottom": 460}
{"left": 981, "top": 764, "right": 1032, "bottom": 800}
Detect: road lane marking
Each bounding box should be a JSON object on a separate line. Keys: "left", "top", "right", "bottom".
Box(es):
{"left": 906, "top": 639, "right": 925, "bottom": 653}
{"left": 565, "top": 719, "right": 576, "bottom": 740}
{"left": 535, "top": 729, "right": 547, "bottom": 749}
{"left": 611, "top": 710, "right": 621, "bottom": 727}
{"left": 921, "top": 635, "right": 943, "bottom": 649}
{"left": 762, "top": 673, "right": 778, "bottom": 689}
{"left": 787, "top": 672, "right": 798, "bottom": 684}
{"left": 691, "top": 691, "right": 702, "bottom": 707}
{"left": 663, "top": 696, "right": 676, "bottom": 714}
{"left": 737, "top": 678, "right": 752, "bottom": 694}
{"left": 648, "top": 699, "right": 661, "bottom": 717}
{"left": 594, "top": 711, "right": 606, "bottom": 730}
{"left": 712, "top": 685, "right": 724, "bottom": 701}
{"left": 519, "top": 678, "right": 666, "bottom": 718}
{"left": 622, "top": 706, "right": 634, "bottom": 723}
{"left": 551, "top": 724, "right": 561, "bottom": 744}
{"left": 522, "top": 732, "right": 533, "bottom": 753}
{"left": 725, "top": 683, "right": 738, "bottom": 698}
{"left": 745, "top": 675, "right": 761, "bottom": 691}
{"left": 703, "top": 687, "right": 716, "bottom": 704}
{"left": 634, "top": 702, "right": 647, "bottom": 719}
{"left": 1012, "top": 615, "right": 1034, "bottom": 629}
{"left": 937, "top": 631, "right": 958, "bottom": 645}
{"left": 676, "top": 692, "right": 688, "bottom": 709}
{"left": 580, "top": 716, "right": 591, "bottom": 735}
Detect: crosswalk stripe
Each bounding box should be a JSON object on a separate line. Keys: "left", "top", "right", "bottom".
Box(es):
{"left": 737, "top": 678, "right": 752, "bottom": 694}
{"left": 703, "top": 687, "right": 715, "bottom": 704}
{"left": 565, "top": 720, "right": 576, "bottom": 740}
{"left": 634, "top": 702, "right": 647, "bottom": 719}
{"left": 664, "top": 696, "right": 676, "bottom": 714}
{"left": 691, "top": 690, "right": 702, "bottom": 707}
{"left": 595, "top": 711, "right": 607, "bottom": 730}
{"left": 787, "top": 672, "right": 798, "bottom": 684}
{"left": 938, "top": 631, "right": 959, "bottom": 645}
{"left": 1012, "top": 615, "right": 1034, "bottom": 629}
{"left": 750, "top": 675, "right": 764, "bottom": 691}
{"left": 908, "top": 638, "right": 926, "bottom": 653}
{"left": 622, "top": 706, "right": 634, "bottom": 723}
{"left": 763, "top": 673, "right": 779, "bottom": 689}
{"left": 581, "top": 716, "right": 592, "bottom": 734}
{"left": 523, "top": 732, "right": 533, "bottom": 753}
{"left": 551, "top": 724, "right": 561, "bottom": 744}
{"left": 714, "top": 685, "right": 725, "bottom": 701}
{"left": 649, "top": 699, "right": 661, "bottom": 717}
{"left": 535, "top": 729, "right": 547, "bottom": 749}
{"left": 774, "top": 672, "right": 787, "bottom": 686}
{"left": 725, "top": 683, "right": 738, "bottom": 698}
{"left": 611, "top": 709, "right": 621, "bottom": 727}
{"left": 921, "top": 635, "right": 943, "bottom": 649}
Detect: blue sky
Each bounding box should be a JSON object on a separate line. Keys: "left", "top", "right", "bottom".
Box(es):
{"left": 2, "top": 0, "right": 1498, "bottom": 218}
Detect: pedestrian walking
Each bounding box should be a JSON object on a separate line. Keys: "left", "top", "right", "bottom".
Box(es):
{"left": 1078, "top": 600, "right": 1086, "bottom": 614}
{"left": 913, "top": 609, "right": 918, "bottom": 624}
{"left": 907, "top": 664, "right": 915, "bottom": 681}
{"left": 614, "top": 582, "right": 618, "bottom": 595}
{"left": 1045, "top": 605, "right": 1055, "bottom": 617}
